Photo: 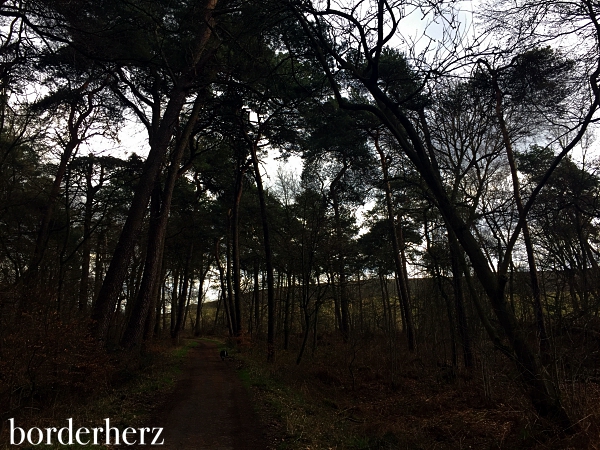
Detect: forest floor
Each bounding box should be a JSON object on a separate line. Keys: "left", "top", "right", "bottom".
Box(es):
{"left": 0, "top": 337, "right": 271, "bottom": 449}
{"left": 233, "top": 336, "right": 600, "bottom": 450}
{"left": 2, "top": 335, "right": 599, "bottom": 449}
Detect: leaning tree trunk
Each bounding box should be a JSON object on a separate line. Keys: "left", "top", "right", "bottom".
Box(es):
{"left": 373, "top": 133, "right": 416, "bottom": 352}
{"left": 91, "top": 1, "right": 217, "bottom": 343}
{"left": 120, "top": 183, "right": 164, "bottom": 349}
{"left": 92, "top": 87, "right": 189, "bottom": 343}
{"left": 120, "top": 95, "right": 203, "bottom": 350}
{"left": 370, "top": 85, "right": 569, "bottom": 426}
{"left": 492, "top": 77, "right": 549, "bottom": 354}
{"left": 448, "top": 230, "right": 473, "bottom": 369}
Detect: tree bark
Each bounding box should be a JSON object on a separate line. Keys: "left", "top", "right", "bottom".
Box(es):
{"left": 491, "top": 74, "right": 549, "bottom": 354}
{"left": 231, "top": 163, "right": 245, "bottom": 336}
{"left": 331, "top": 191, "right": 350, "bottom": 342}
{"left": 283, "top": 270, "right": 292, "bottom": 350}
{"left": 78, "top": 157, "right": 104, "bottom": 312}
{"left": 120, "top": 183, "right": 163, "bottom": 349}
{"left": 249, "top": 145, "right": 276, "bottom": 359}
{"left": 194, "top": 262, "right": 210, "bottom": 336}
{"left": 91, "top": 0, "right": 217, "bottom": 343}
{"left": 215, "top": 239, "right": 234, "bottom": 336}
{"left": 120, "top": 94, "right": 204, "bottom": 350}
{"left": 373, "top": 133, "right": 416, "bottom": 352}
{"left": 173, "top": 244, "right": 194, "bottom": 342}
{"left": 448, "top": 230, "right": 473, "bottom": 368}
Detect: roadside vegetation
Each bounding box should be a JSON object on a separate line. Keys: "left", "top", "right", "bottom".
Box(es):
{"left": 0, "top": 339, "right": 198, "bottom": 449}
{"left": 236, "top": 335, "right": 600, "bottom": 449}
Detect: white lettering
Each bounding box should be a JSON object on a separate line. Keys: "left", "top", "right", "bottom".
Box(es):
{"left": 122, "top": 427, "right": 136, "bottom": 445}
{"left": 45, "top": 427, "right": 57, "bottom": 445}
{"left": 9, "top": 419, "right": 25, "bottom": 445}
{"left": 26, "top": 427, "right": 43, "bottom": 445}
{"left": 75, "top": 427, "right": 90, "bottom": 445}
{"left": 138, "top": 427, "right": 150, "bottom": 445}
{"left": 6, "top": 419, "right": 162, "bottom": 445}
{"left": 151, "top": 427, "right": 164, "bottom": 445}
{"left": 58, "top": 418, "right": 74, "bottom": 445}
{"left": 92, "top": 427, "right": 104, "bottom": 445}
{"left": 105, "top": 418, "right": 120, "bottom": 445}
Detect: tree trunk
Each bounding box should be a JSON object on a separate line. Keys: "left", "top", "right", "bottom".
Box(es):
{"left": 182, "top": 278, "right": 194, "bottom": 332}
{"left": 146, "top": 262, "right": 167, "bottom": 342}
{"left": 379, "top": 272, "right": 391, "bottom": 334}
{"left": 93, "top": 231, "right": 105, "bottom": 304}
{"left": 78, "top": 157, "right": 99, "bottom": 312}
{"left": 296, "top": 309, "right": 311, "bottom": 365}
{"left": 225, "top": 220, "right": 236, "bottom": 334}
{"left": 492, "top": 77, "right": 549, "bottom": 354}
{"left": 250, "top": 144, "right": 276, "bottom": 360}
{"left": 231, "top": 162, "right": 246, "bottom": 336}
{"left": 194, "top": 261, "right": 210, "bottom": 336}
{"left": 331, "top": 192, "right": 350, "bottom": 342}
{"left": 283, "top": 270, "right": 292, "bottom": 350}
{"left": 357, "top": 271, "right": 364, "bottom": 334}
{"left": 170, "top": 268, "right": 180, "bottom": 337}
{"left": 120, "top": 182, "right": 162, "bottom": 348}
{"left": 448, "top": 230, "right": 473, "bottom": 369}
{"left": 374, "top": 133, "right": 416, "bottom": 352}
{"left": 120, "top": 94, "right": 203, "bottom": 350}
{"left": 173, "top": 244, "right": 194, "bottom": 342}
{"left": 215, "top": 239, "right": 234, "bottom": 336}
{"left": 91, "top": 1, "right": 217, "bottom": 343}
{"left": 252, "top": 257, "right": 260, "bottom": 337}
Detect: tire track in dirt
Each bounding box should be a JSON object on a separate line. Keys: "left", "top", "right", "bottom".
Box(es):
{"left": 144, "top": 340, "right": 266, "bottom": 450}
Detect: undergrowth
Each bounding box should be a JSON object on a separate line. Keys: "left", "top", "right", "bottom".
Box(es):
{"left": 235, "top": 334, "right": 600, "bottom": 450}
{"left": 0, "top": 338, "right": 199, "bottom": 449}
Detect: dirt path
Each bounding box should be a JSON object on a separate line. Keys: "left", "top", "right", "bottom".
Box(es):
{"left": 145, "top": 340, "right": 266, "bottom": 450}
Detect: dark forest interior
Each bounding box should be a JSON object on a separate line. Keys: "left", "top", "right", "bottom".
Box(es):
{"left": 0, "top": 0, "right": 600, "bottom": 448}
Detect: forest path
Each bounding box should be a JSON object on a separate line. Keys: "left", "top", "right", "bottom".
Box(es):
{"left": 144, "top": 340, "right": 266, "bottom": 450}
